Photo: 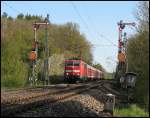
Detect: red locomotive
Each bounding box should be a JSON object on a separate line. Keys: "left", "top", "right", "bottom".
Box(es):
{"left": 64, "top": 59, "right": 104, "bottom": 82}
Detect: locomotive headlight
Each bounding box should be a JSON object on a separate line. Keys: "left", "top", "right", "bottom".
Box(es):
{"left": 66, "top": 73, "right": 69, "bottom": 75}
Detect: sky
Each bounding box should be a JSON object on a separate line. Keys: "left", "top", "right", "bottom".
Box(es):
{"left": 1, "top": 1, "right": 138, "bottom": 72}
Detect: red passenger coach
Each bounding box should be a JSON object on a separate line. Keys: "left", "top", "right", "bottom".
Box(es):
{"left": 64, "top": 59, "right": 104, "bottom": 82}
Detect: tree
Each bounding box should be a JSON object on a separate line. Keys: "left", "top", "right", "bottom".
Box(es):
{"left": 127, "top": 1, "right": 149, "bottom": 110}
{"left": 127, "top": 31, "right": 149, "bottom": 110}
{"left": 17, "top": 13, "right": 24, "bottom": 19}
{"left": 25, "top": 14, "right": 32, "bottom": 20}
{"left": 135, "top": 1, "right": 149, "bottom": 32}
{"left": 2, "top": 12, "right": 8, "bottom": 18}
{"left": 8, "top": 16, "right": 13, "bottom": 20}
{"left": 47, "top": 22, "right": 93, "bottom": 64}
{"left": 1, "top": 15, "right": 93, "bottom": 88}
{"left": 92, "top": 63, "right": 105, "bottom": 72}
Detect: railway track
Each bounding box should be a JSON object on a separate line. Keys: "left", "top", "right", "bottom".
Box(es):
{"left": 16, "top": 84, "right": 113, "bottom": 117}
{"left": 1, "top": 80, "right": 134, "bottom": 117}
{"left": 2, "top": 85, "right": 81, "bottom": 105}
{"left": 1, "top": 81, "right": 103, "bottom": 105}
{"left": 1, "top": 80, "right": 100, "bottom": 98}
{"left": 2, "top": 80, "right": 109, "bottom": 117}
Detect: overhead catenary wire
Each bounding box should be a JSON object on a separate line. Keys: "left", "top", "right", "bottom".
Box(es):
{"left": 80, "top": 4, "right": 117, "bottom": 47}
{"left": 70, "top": 1, "right": 96, "bottom": 40}
{"left": 77, "top": 5, "right": 138, "bottom": 51}
{"left": 70, "top": 1, "right": 117, "bottom": 47}
{"left": 3, "top": 2, "right": 22, "bottom": 14}
{"left": 83, "top": 5, "right": 139, "bottom": 53}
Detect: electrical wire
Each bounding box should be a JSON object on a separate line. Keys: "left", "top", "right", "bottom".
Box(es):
{"left": 70, "top": 1, "right": 96, "bottom": 40}
{"left": 3, "top": 2, "right": 22, "bottom": 14}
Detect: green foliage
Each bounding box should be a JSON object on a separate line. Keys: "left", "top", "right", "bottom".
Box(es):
{"left": 127, "top": 31, "right": 149, "bottom": 109}
{"left": 126, "top": 1, "right": 149, "bottom": 110}
{"left": 1, "top": 13, "right": 93, "bottom": 88}
{"left": 8, "top": 16, "right": 13, "bottom": 20}
{"left": 92, "top": 63, "right": 105, "bottom": 71}
{"left": 114, "top": 104, "right": 149, "bottom": 117}
{"left": 25, "top": 14, "right": 32, "bottom": 20}
{"left": 1, "top": 16, "right": 41, "bottom": 88}
{"left": 1, "top": 37, "right": 28, "bottom": 88}
{"left": 24, "top": 14, "right": 43, "bottom": 21}
{"left": 104, "top": 72, "right": 113, "bottom": 79}
{"left": 17, "top": 13, "right": 24, "bottom": 19}
{"left": 2, "top": 12, "right": 8, "bottom": 18}
{"left": 135, "top": 1, "right": 149, "bottom": 32}
{"left": 49, "top": 75, "right": 64, "bottom": 84}
{"left": 47, "top": 22, "right": 93, "bottom": 63}
{"left": 48, "top": 54, "right": 64, "bottom": 76}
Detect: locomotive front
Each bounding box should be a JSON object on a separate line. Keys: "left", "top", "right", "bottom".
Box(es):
{"left": 64, "top": 60, "right": 81, "bottom": 82}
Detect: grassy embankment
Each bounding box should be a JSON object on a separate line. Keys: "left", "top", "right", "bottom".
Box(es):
{"left": 114, "top": 104, "right": 149, "bottom": 117}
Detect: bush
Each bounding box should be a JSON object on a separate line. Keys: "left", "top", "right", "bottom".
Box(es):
{"left": 1, "top": 57, "right": 28, "bottom": 88}
{"left": 114, "top": 104, "right": 149, "bottom": 117}
{"left": 127, "top": 31, "right": 149, "bottom": 109}
{"left": 49, "top": 75, "right": 64, "bottom": 84}
{"left": 1, "top": 14, "right": 93, "bottom": 88}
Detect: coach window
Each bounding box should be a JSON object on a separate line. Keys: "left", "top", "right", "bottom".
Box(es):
{"left": 65, "top": 62, "right": 73, "bottom": 66}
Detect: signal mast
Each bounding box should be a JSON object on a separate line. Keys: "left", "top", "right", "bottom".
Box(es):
{"left": 115, "top": 20, "right": 135, "bottom": 85}
{"left": 28, "top": 14, "right": 50, "bottom": 86}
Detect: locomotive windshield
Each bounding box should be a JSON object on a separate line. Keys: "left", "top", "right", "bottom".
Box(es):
{"left": 74, "top": 62, "right": 80, "bottom": 66}
{"left": 65, "top": 61, "right": 80, "bottom": 66}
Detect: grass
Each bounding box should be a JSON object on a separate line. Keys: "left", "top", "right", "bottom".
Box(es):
{"left": 104, "top": 72, "right": 113, "bottom": 79}
{"left": 114, "top": 104, "right": 149, "bottom": 117}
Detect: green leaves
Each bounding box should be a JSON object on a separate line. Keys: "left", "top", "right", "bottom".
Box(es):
{"left": 127, "top": 32, "right": 149, "bottom": 109}
{"left": 114, "top": 104, "right": 149, "bottom": 117}
{"left": 47, "top": 22, "right": 93, "bottom": 63}
{"left": 126, "top": 1, "right": 149, "bottom": 110}
{"left": 1, "top": 14, "right": 93, "bottom": 88}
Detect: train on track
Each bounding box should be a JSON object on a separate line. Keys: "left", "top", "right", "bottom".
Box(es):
{"left": 64, "top": 59, "right": 104, "bottom": 83}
